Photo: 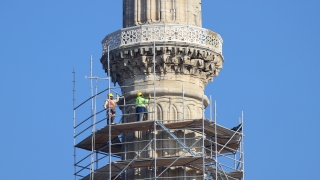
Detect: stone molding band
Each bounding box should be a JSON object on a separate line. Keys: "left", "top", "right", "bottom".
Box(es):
{"left": 119, "top": 88, "right": 210, "bottom": 107}
{"left": 102, "top": 24, "right": 223, "bottom": 56}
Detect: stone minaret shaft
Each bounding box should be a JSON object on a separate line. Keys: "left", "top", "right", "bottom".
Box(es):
{"left": 101, "top": 0, "right": 223, "bottom": 179}
{"left": 123, "top": 0, "right": 202, "bottom": 27}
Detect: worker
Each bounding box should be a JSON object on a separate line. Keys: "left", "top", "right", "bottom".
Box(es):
{"left": 135, "top": 92, "right": 150, "bottom": 121}
{"left": 104, "top": 93, "right": 119, "bottom": 125}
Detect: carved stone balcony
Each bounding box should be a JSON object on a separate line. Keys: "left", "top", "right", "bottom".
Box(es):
{"left": 101, "top": 24, "right": 223, "bottom": 56}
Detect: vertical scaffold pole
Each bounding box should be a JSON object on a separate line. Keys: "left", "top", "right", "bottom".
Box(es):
{"left": 209, "top": 95, "right": 212, "bottom": 172}
{"left": 183, "top": 85, "right": 186, "bottom": 180}
{"left": 182, "top": 85, "right": 186, "bottom": 143}
{"left": 72, "top": 69, "right": 76, "bottom": 180}
{"left": 202, "top": 95, "right": 205, "bottom": 180}
{"left": 182, "top": 85, "right": 185, "bottom": 121}
{"left": 241, "top": 111, "right": 245, "bottom": 180}
{"left": 107, "top": 46, "right": 112, "bottom": 180}
{"left": 153, "top": 41, "right": 157, "bottom": 178}
{"left": 214, "top": 101, "right": 217, "bottom": 180}
{"left": 210, "top": 96, "right": 212, "bottom": 121}
{"left": 236, "top": 117, "right": 241, "bottom": 170}
{"left": 90, "top": 55, "right": 95, "bottom": 180}
{"left": 94, "top": 77, "right": 98, "bottom": 169}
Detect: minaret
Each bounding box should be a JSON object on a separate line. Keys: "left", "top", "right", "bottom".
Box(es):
{"left": 100, "top": 0, "right": 224, "bottom": 179}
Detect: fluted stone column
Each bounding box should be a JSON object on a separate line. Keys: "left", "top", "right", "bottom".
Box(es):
{"left": 123, "top": 0, "right": 202, "bottom": 28}
{"left": 101, "top": 0, "right": 223, "bottom": 179}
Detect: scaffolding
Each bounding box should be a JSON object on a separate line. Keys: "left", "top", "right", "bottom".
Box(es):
{"left": 73, "top": 53, "right": 244, "bottom": 180}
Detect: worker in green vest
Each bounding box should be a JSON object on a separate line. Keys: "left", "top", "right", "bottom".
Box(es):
{"left": 135, "top": 92, "right": 150, "bottom": 121}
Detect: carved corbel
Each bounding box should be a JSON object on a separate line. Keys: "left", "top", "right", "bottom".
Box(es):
{"left": 197, "top": 51, "right": 204, "bottom": 59}
{"left": 162, "top": 54, "right": 170, "bottom": 64}
{"left": 181, "top": 55, "right": 191, "bottom": 65}
{"left": 191, "top": 65, "right": 198, "bottom": 75}
{"left": 141, "top": 56, "right": 147, "bottom": 66}
{"left": 147, "top": 65, "right": 153, "bottom": 73}
{"left": 204, "top": 52, "right": 214, "bottom": 61}
{"left": 140, "top": 48, "right": 146, "bottom": 56}
{"left": 182, "top": 65, "right": 192, "bottom": 74}
{"left": 123, "top": 59, "right": 129, "bottom": 67}
{"left": 201, "top": 51, "right": 208, "bottom": 59}
{"left": 155, "top": 55, "right": 166, "bottom": 74}
{"left": 215, "top": 60, "right": 223, "bottom": 69}
{"left": 130, "top": 50, "right": 135, "bottom": 58}
{"left": 145, "top": 56, "right": 154, "bottom": 67}
{"left": 154, "top": 55, "right": 163, "bottom": 64}
{"left": 126, "top": 60, "right": 136, "bottom": 75}
{"left": 204, "top": 61, "right": 215, "bottom": 72}
{"left": 171, "top": 57, "right": 179, "bottom": 65}
{"left": 171, "top": 65, "right": 179, "bottom": 73}
{"left": 190, "top": 48, "right": 198, "bottom": 58}
{"left": 192, "top": 59, "right": 203, "bottom": 69}
{"left": 120, "top": 51, "right": 128, "bottom": 58}
{"left": 138, "top": 56, "right": 148, "bottom": 73}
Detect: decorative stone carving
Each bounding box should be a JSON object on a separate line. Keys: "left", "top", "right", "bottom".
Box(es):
{"left": 101, "top": 46, "right": 223, "bottom": 87}
{"left": 102, "top": 24, "right": 223, "bottom": 55}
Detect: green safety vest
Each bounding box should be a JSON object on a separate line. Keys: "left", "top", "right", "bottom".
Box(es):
{"left": 135, "top": 96, "right": 149, "bottom": 107}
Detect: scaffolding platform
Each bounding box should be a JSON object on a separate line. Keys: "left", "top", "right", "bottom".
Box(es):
{"left": 81, "top": 156, "right": 243, "bottom": 180}
{"left": 76, "top": 119, "right": 241, "bottom": 154}
{"left": 81, "top": 156, "right": 212, "bottom": 180}
{"left": 207, "top": 167, "right": 244, "bottom": 180}
{"left": 73, "top": 66, "right": 245, "bottom": 179}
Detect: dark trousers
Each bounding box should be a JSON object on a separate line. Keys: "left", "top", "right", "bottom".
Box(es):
{"left": 136, "top": 106, "right": 147, "bottom": 121}
{"left": 106, "top": 108, "right": 116, "bottom": 124}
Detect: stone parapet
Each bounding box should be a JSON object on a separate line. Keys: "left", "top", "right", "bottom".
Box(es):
{"left": 102, "top": 24, "right": 223, "bottom": 55}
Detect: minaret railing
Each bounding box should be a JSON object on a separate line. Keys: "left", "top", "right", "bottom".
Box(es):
{"left": 102, "top": 24, "right": 223, "bottom": 55}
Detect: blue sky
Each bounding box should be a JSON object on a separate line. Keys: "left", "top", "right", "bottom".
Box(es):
{"left": 1, "top": 0, "right": 319, "bottom": 179}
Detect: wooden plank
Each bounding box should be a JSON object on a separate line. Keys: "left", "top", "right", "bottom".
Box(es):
{"left": 76, "top": 119, "right": 242, "bottom": 153}
{"left": 204, "top": 142, "right": 239, "bottom": 154}
{"left": 81, "top": 156, "right": 212, "bottom": 180}
{"left": 207, "top": 166, "right": 243, "bottom": 179}
{"left": 81, "top": 156, "right": 244, "bottom": 180}
{"left": 76, "top": 136, "right": 122, "bottom": 154}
